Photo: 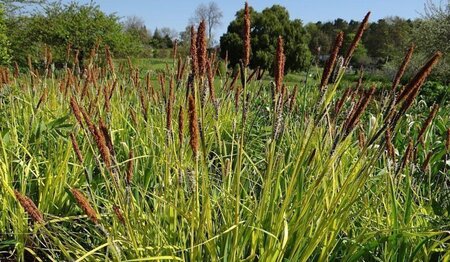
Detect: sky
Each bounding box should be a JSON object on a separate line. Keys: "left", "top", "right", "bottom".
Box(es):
{"left": 59, "top": 0, "right": 432, "bottom": 40}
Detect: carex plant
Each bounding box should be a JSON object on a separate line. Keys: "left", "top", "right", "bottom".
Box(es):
{"left": 1, "top": 2, "right": 449, "bottom": 261}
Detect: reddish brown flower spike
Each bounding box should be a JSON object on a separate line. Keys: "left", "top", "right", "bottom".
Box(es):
{"left": 344, "top": 12, "right": 371, "bottom": 67}
{"left": 320, "top": 32, "right": 344, "bottom": 91}
{"left": 126, "top": 150, "right": 134, "bottom": 185}
{"left": 275, "top": 36, "right": 285, "bottom": 92}
{"left": 14, "top": 190, "right": 44, "bottom": 223}
{"left": 197, "top": 20, "right": 207, "bottom": 76}
{"left": 243, "top": 1, "right": 251, "bottom": 66}
{"left": 190, "top": 26, "right": 198, "bottom": 76}
{"left": 188, "top": 95, "right": 199, "bottom": 158}
{"left": 71, "top": 188, "right": 99, "bottom": 224}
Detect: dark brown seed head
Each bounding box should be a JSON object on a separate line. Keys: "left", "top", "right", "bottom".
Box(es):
{"left": 243, "top": 1, "right": 251, "bottom": 67}
{"left": 126, "top": 150, "right": 134, "bottom": 185}
{"left": 70, "top": 133, "right": 84, "bottom": 163}
{"left": 400, "top": 140, "right": 413, "bottom": 171}
{"left": 386, "top": 128, "right": 395, "bottom": 161}
{"left": 275, "top": 36, "right": 285, "bottom": 92}
{"left": 70, "top": 188, "right": 99, "bottom": 224}
{"left": 105, "top": 45, "right": 115, "bottom": 74}
{"left": 166, "top": 77, "right": 174, "bottom": 134}
{"left": 14, "top": 62, "right": 19, "bottom": 78}
{"left": 178, "top": 105, "right": 184, "bottom": 146}
{"left": 99, "top": 119, "right": 115, "bottom": 158}
{"left": 190, "top": 26, "right": 198, "bottom": 76}
{"left": 396, "top": 52, "right": 442, "bottom": 107}
{"left": 188, "top": 95, "right": 199, "bottom": 158}
{"left": 417, "top": 104, "right": 439, "bottom": 142}
{"left": 172, "top": 40, "right": 178, "bottom": 61}
{"left": 392, "top": 44, "right": 415, "bottom": 93}
{"left": 113, "top": 205, "right": 125, "bottom": 225}
{"left": 446, "top": 128, "right": 450, "bottom": 151}
{"left": 421, "top": 151, "right": 433, "bottom": 172}
{"left": 95, "top": 122, "right": 112, "bottom": 169}
{"left": 70, "top": 97, "right": 84, "bottom": 128}
{"left": 344, "top": 12, "right": 370, "bottom": 67}
{"left": 207, "top": 60, "right": 217, "bottom": 104}
{"left": 344, "top": 86, "right": 376, "bottom": 135}
{"left": 229, "top": 70, "right": 240, "bottom": 91}
{"left": 359, "top": 132, "right": 366, "bottom": 149}
{"left": 14, "top": 190, "right": 44, "bottom": 223}
{"left": 197, "top": 20, "right": 207, "bottom": 76}
{"left": 320, "top": 32, "right": 344, "bottom": 91}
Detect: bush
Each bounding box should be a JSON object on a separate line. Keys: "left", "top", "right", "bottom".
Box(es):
{"left": 419, "top": 81, "right": 449, "bottom": 105}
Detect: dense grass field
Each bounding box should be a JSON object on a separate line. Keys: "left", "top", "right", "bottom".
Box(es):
{"left": 1, "top": 11, "right": 450, "bottom": 262}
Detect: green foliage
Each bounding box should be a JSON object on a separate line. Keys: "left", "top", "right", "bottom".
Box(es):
{"left": 0, "top": 4, "right": 11, "bottom": 65}
{"left": 412, "top": 1, "right": 450, "bottom": 83}
{"left": 419, "top": 81, "right": 450, "bottom": 105}
{"left": 6, "top": 1, "right": 141, "bottom": 66}
{"left": 363, "top": 17, "right": 414, "bottom": 63}
{"left": 0, "top": 5, "right": 10, "bottom": 65}
{"left": 220, "top": 5, "right": 311, "bottom": 73}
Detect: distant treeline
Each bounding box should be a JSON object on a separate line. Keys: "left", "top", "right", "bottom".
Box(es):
{"left": 0, "top": 1, "right": 448, "bottom": 82}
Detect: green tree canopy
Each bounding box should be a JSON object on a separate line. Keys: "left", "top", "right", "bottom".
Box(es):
{"left": 0, "top": 5, "right": 10, "bottom": 65}
{"left": 7, "top": 1, "right": 140, "bottom": 66}
{"left": 220, "top": 4, "right": 311, "bottom": 73}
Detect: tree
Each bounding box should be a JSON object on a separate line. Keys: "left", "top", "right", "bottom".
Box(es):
{"left": 363, "top": 17, "right": 413, "bottom": 64}
{"left": 6, "top": 1, "right": 140, "bottom": 65}
{"left": 413, "top": 0, "right": 450, "bottom": 82}
{"left": 123, "top": 16, "right": 150, "bottom": 44}
{"left": 220, "top": 4, "right": 311, "bottom": 73}
{"left": 190, "top": 1, "right": 223, "bottom": 46}
{"left": 0, "top": 6, "right": 10, "bottom": 64}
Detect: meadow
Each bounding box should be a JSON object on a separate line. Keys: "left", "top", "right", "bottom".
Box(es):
{"left": 1, "top": 6, "right": 450, "bottom": 262}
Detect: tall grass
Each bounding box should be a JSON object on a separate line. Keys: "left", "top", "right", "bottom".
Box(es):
{"left": 0, "top": 4, "right": 449, "bottom": 261}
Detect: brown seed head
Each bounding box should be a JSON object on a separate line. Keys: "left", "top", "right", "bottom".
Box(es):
{"left": 70, "top": 188, "right": 99, "bottom": 224}
{"left": 344, "top": 12, "right": 370, "bottom": 67}
{"left": 320, "top": 32, "right": 344, "bottom": 91}
{"left": 446, "top": 128, "right": 450, "bottom": 151}
{"left": 14, "top": 190, "right": 44, "bottom": 223}
{"left": 275, "top": 36, "right": 285, "bottom": 92}
{"left": 70, "top": 133, "right": 84, "bottom": 163}
{"left": 172, "top": 40, "right": 178, "bottom": 61}
{"left": 400, "top": 140, "right": 413, "bottom": 171}
{"left": 96, "top": 122, "right": 112, "bottom": 169}
{"left": 166, "top": 77, "right": 174, "bottom": 134}
{"left": 70, "top": 97, "right": 84, "bottom": 127}
{"left": 392, "top": 44, "right": 415, "bottom": 93}
{"left": 105, "top": 45, "right": 115, "bottom": 74}
{"left": 188, "top": 95, "right": 199, "bottom": 158}
{"left": 344, "top": 86, "right": 376, "bottom": 135}
{"left": 421, "top": 151, "right": 433, "bottom": 172}
{"left": 197, "top": 20, "right": 207, "bottom": 76}
{"left": 358, "top": 132, "right": 366, "bottom": 149}
{"left": 243, "top": 1, "right": 251, "bottom": 66}
{"left": 178, "top": 105, "right": 184, "bottom": 146}
{"left": 207, "top": 60, "right": 217, "bottom": 104}
{"left": 190, "top": 26, "right": 198, "bottom": 76}
{"left": 417, "top": 104, "right": 439, "bottom": 142}
{"left": 126, "top": 150, "right": 134, "bottom": 185}
{"left": 113, "top": 205, "right": 125, "bottom": 225}
{"left": 386, "top": 128, "right": 395, "bottom": 161}
{"left": 14, "top": 62, "right": 19, "bottom": 78}
{"left": 396, "top": 52, "right": 442, "bottom": 108}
